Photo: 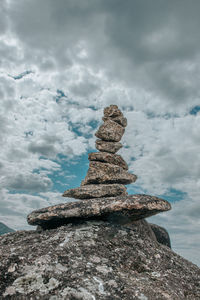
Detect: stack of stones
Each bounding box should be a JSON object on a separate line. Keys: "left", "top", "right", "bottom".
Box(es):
{"left": 62, "top": 105, "right": 137, "bottom": 200}
{"left": 27, "top": 105, "right": 171, "bottom": 230}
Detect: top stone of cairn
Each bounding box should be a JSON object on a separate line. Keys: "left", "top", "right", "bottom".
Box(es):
{"left": 95, "top": 105, "right": 127, "bottom": 142}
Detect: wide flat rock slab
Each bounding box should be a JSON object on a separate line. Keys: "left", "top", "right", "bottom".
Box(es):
{"left": 96, "top": 139, "right": 122, "bottom": 153}
{"left": 95, "top": 119, "right": 125, "bottom": 142}
{"left": 63, "top": 184, "right": 127, "bottom": 199}
{"left": 88, "top": 152, "right": 128, "bottom": 170}
{"left": 27, "top": 194, "right": 171, "bottom": 228}
{"left": 82, "top": 161, "right": 136, "bottom": 185}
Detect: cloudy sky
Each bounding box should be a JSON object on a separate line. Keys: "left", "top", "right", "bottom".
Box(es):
{"left": 0, "top": 0, "right": 200, "bottom": 265}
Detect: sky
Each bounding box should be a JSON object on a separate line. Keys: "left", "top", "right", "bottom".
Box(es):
{"left": 0, "top": 0, "right": 200, "bottom": 266}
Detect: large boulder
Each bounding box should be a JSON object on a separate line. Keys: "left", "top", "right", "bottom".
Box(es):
{"left": 0, "top": 221, "right": 199, "bottom": 299}
{"left": 150, "top": 223, "right": 171, "bottom": 248}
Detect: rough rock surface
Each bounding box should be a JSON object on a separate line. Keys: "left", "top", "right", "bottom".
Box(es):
{"left": 95, "top": 119, "right": 125, "bottom": 142}
{"left": 95, "top": 139, "right": 122, "bottom": 153}
{"left": 103, "top": 115, "right": 127, "bottom": 127}
{"left": 104, "top": 104, "right": 123, "bottom": 118}
{"left": 27, "top": 195, "right": 171, "bottom": 228}
{"left": 88, "top": 152, "right": 128, "bottom": 170}
{"left": 63, "top": 184, "right": 127, "bottom": 199}
{"left": 82, "top": 161, "right": 137, "bottom": 185}
{"left": 150, "top": 223, "right": 171, "bottom": 248}
{"left": 0, "top": 221, "right": 199, "bottom": 299}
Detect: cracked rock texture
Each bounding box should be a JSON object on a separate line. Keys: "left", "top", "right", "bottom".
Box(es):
{"left": 82, "top": 161, "right": 137, "bottom": 185}
{"left": 27, "top": 195, "right": 171, "bottom": 228}
{"left": 95, "top": 119, "right": 125, "bottom": 142}
{"left": 104, "top": 105, "right": 123, "bottom": 118}
{"left": 95, "top": 139, "right": 122, "bottom": 153}
{"left": 102, "top": 115, "right": 127, "bottom": 127}
{"left": 63, "top": 184, "right": 127, "bottom": 199}
{"left": 0, "top": 221, "right": 199, "bottom": 299}
{"left": 88, "top": 152, "right": 128, "bottom": 170}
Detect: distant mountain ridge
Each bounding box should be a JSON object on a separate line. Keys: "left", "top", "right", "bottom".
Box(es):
{"left": 0, "top": 222, "right": 15, "bottom": 235}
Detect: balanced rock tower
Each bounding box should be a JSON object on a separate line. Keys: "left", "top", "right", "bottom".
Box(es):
{"left": 63, "top": 105, "right": 136, "bottom": 200}
{"left": 27, "top": 105, "right": 171, "bottom": 229}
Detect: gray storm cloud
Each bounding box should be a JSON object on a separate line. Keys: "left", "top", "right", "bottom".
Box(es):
{"left": 5, "top": 0, "right": 200, "bottom": 105}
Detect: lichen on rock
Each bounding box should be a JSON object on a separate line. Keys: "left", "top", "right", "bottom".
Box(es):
{"left": 0, "top": 222, "right": 199, "bottom": 299}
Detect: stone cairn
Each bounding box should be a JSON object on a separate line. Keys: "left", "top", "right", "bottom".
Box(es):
{"left": 63, "top": 105, "right": 136, "bottom": 200}
{"left": 27, "top": 105, "right": 171, "bottom": 230}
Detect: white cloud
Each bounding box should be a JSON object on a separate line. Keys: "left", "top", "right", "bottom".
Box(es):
{"left": 150, "top": 193, "right": 200, "bottom": 266}
{"left": 0, "top": 0, "right": 199, "bottom": 266}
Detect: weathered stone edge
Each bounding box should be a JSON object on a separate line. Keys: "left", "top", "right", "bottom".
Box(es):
{"left": 27, "top": 194, "right": 171, "bottom": 225}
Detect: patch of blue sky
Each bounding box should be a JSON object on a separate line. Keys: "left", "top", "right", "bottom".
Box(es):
{"left": 9, "top": 70, "right": 33, "bottom": 80}
{"left": 68, "top": 121, "right": 83, "bottom": 136}
{"left": 88, "top": 105, "right": 99, "bottom": 110}
{"left": 49, "top": 153, "right": 90, "bottom": 192}
{"left": 24, "top": 131, "right": 33, "bottom": 137}
{"left": 160, "top": 188, "right": 187, "bottom": 203}
{"left": 126, "top": 184, "right": 145, "bottom": 195}
{"left": 88, "top": 120, "right": 99, "bottom": 130}
{"left": 55, "top": 89, "right": 67, "bottom": 103}
{"left": 127, "top": 186, "right": 186, "bottom": 204}
{"left": 54, "top": 89, "right": 80, "bottom": 106}
{"left": 68, "top": 119, "right": 98, "bottom": 138}
{"left": 190, "top": 105, "right": 200, "bottom": 115}
{"left": 146, "top": 111, "right": 179, "bottom": 119}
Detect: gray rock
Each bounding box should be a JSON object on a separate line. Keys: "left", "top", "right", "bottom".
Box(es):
{"left": 126, "top": 219, "right": 158, "bottom": 243}
{"left": 27, "top": 194, "right": 171, "bottom": 228}
{"left": 62, "top": 184, "right": 127, "bottom": 199}
{"left": 104, "top": 104, "right": 123, "bottom": 118}
{"left": 103, "top": 105, "right": 127, "bottom": 127}
{"left": 0, "top": 221, "right": 199, "bottom": 299}
{"left": 88, "top": 152, "right": 128, "bottom": 170}
{"left": 150, "top": 223, "right": 171, "bottom": 248}
{"left": 103, "top": 115, "right": 127, "bottom": 127}
{"left": 96, "top": 139, "right": 122, "bottom": 153}
{"left": 95, "top": 119, "right": 125, "bottom": 142}
{"left": 82, "top": 161, "right": 137, "bottom": 185}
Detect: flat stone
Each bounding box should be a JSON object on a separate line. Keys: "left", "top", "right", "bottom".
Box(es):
{"left": 103, "top": 116, "right": 127, "bottom": 127}
{"left": 88, "top": 152, "right": 128, "bottom": 170}
{"left": 62, "top": 184, "right": 127, "bottom": 199}
{"left": 104, "top": 105, "right": 123, "bottom": 118}
{"left": 27, "top": 194, "right": 171, "bottom": 227}
{"left": 95, "top": 119, "right": 125, "bottom": 142}
{"left": 82, "top": 161, "right": 137, "bottom": 185}
{"left": 96, "top": 139, "right": 122, "bottom": 153}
